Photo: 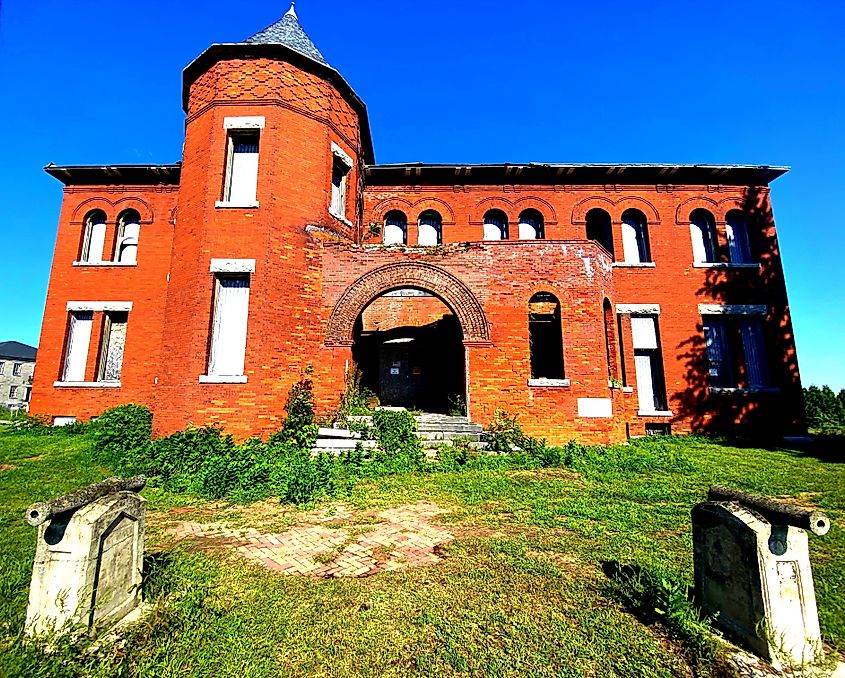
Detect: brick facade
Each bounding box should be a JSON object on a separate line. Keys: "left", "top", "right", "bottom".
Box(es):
{"left": 30, "top": 10, "right": 804, "bottom": 443}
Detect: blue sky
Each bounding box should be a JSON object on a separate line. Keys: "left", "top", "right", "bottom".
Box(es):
{"left": 0, "top": 0, "right": 842, "bottom": 389}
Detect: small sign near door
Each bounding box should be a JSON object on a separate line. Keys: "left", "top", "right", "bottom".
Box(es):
{"left": 390, "top": 368, "right": 400, "bottom": 375}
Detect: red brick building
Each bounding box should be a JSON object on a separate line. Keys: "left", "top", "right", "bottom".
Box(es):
{"left": 31, "top": 6, "right": 803, "bottom": 443}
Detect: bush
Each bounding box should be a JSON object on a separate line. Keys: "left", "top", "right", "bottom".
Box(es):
{"left": 270, "top": 376, "right": 318, "bottom": 449}
{"left": 485, "top": 409, "right": 545, "bottom": 454}
{"left": 92, "top": 404, "right": 153, "bottom": 471}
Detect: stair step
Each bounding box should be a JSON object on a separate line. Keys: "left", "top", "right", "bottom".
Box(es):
{"left": 313, "top": 438, "right": 377, "bottom": 450}
{"left": 416, "top": 424, "right": 483, "bottom": 433}
{"left": 417, "top": 432, "right": 483, "bottom": 442}
{"left": 317, "top": 427, "right": 360, "bottom": 439}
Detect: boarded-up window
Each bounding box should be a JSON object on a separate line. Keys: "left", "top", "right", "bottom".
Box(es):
{"left": 621, "top": 209, "right": 651, "bottom": 263}
{"left": 223, "top": 130, "right": 260, "bottom": 204}
{"left": 518, "top": 209, "right": 544, "bottom": 240}
{"left": 483, "top": 210, "right": 508, "bottom": 241}
{"left": 418, "top": 210, "right": 442, "bottom": 246}
{"left": 690, "top": 209, "right": 718, "bottom": 264}
{"left": 115, "top": 210, "right": 141, "bottom": 264}
{"left": 529, "top": 292, "right": 564, "bottom": 379}
{"left": 63, "top": 311, "right": 94, "bottom": 382}
{"left": 631, "top": 315, "right": 667, "bottom": 412}
{"left": 81, "top": 210, "right": 107, "bottom": 263}
{"left": 208, "top": 275, "right": 251, "bottom": 377}
{"left": 383, "top": 211, "right": 407, "bottom": 245}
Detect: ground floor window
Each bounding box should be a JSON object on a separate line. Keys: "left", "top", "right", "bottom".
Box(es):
{"left": 630, "top": 315, "right": 667, "bottom": 412}
{"left": 529, "top": 292, "right": 565, "bottom": 380}
{"left": 702, "top": 315, "right": 770, "bottom": 388}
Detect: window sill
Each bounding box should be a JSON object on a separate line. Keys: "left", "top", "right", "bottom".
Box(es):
{"left": 612, "top": 262, "right": 656, "bottom": 268}
{"left": 638, "top": 410, "right": 673, "bottom": 417}
{"left": 692, "top": 262, "right": 760, "bottom": 269}
{"left": 528, "top": 378, "right": 571, "bottom": 387}
{"left": 709, "top": 387, "right": 781, "bottom": 394}
{"left": 53, "top": 381, "right": 121, "bottom": 388}
{"left": 608, "top": 381, "right": 635, "bottom": 393}
{"left": 72, "top": 261, "right": 137, "bottom": 267}
{"left": 199, "top": 375, "right": 248, "bottom": 384}
{"left": 329, "top": 210, "right": 354, "bottom": 228}
{"left": 215, "top": 201, "right": 259, "bottom": 209}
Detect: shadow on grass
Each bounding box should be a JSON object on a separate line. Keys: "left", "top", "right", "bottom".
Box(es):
{"left": 690, "top": 432, "right": 844, "bottom": 464}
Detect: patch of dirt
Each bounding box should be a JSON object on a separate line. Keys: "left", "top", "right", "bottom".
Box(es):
{"left": 0, "top": 464, "right": 14, "bottom": 472}
{"left": 507, "top": 468, "right": 584, "bottom": 483}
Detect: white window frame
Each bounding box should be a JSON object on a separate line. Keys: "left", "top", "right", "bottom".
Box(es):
{"left": 216, "top": 116, "right": 265, "bottom": 209}
{"left": 329, "top": 142, "right": 353, "bottom": 224}
{"left": 115, "top": 211, "right": 141, "bottom": 264}
{"left": 690, "top": 212, "right": 718, "bottom": 264}
{"left": 383, "top": 213, "right": 407, "bottom": 245}
{"left": 483, "top": 212, "right": 508, "bottom": 241}
{"left": 621, "top": 212, "right": 651, "bottom": 264}
{"left": 725, "top": 212, "right": 753, "bottom": 264}
{"left": 55, "top": 302, "right": 132, "bottom": 387}
{"left": 700, "top": 306, "right": 773, "bottom": 392}
{"left": 9, "top": 385, "right": 18, "bottom": 399}
{"left": 12, "top": 362, "right": 21, "bottom": 377}
{"left": 418, "top": 212, "right": 443, "bottom": 246}
{"left": 80, "top": 212, "right": 107, "bottom": 264}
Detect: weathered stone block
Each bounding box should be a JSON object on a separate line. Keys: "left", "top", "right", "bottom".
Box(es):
{"left": 25, "top": 491, "right": 145, "bottom": 637}
{"left": 692, "top": 500, "right": 823, "bottom": 669}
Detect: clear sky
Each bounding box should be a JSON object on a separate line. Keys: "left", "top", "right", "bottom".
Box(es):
{"left": 0, "top": 0, "right": 842, "bottom": 389}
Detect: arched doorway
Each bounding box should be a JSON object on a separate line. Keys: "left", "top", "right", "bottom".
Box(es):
{"left": 354, "top": 289, "right": 464, "bottom": 412}
{"left": 326, "top": 262, "right": 491, "bottom": 415}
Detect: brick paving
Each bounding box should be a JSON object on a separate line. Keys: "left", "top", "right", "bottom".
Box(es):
{"left": 172, "top": 501, "right": 454, "bottom": 578}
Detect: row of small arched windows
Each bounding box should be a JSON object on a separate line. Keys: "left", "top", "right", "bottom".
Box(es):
{"left": 383, "top": 207, "right": 755, "bottom": 265}
{"left": 80, "top": 209, "right": 141, "bottom": 264}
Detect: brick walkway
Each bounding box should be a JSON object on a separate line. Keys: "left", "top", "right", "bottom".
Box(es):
{"left": 172, "top": 501, "right": 454, "bottom": 578}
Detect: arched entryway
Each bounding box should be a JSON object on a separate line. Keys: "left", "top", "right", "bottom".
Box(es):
{"left": 326, "top": 262, "right": 490, "bottom": 414}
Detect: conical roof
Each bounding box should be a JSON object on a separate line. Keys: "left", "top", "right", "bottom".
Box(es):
{"left": 244, "top": 3, "right": 329, "bottom": 67}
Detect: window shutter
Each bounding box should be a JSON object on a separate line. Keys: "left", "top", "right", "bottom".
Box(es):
{"left": 483, "top": 221, "right": 504, "bottom": 241}
{"left": 740, "top": 320, "right": 769, "bottom": 387}
{"left": 209, "top": 276, "right": 250, "bottom": 376}
{"left": 63, "top": 312, "right": 94, "bottom": 381}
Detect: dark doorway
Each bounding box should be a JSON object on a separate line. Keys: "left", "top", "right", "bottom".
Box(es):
{"left": 353, "top": 289, "right": 465, "bottom": 412}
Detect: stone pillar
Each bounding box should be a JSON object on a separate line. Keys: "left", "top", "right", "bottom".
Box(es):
{"left": 26, "top": 491, "right": 146, "bottom": 637}
{"left": 692, "top": 501, "right": 823, "bottom": 669}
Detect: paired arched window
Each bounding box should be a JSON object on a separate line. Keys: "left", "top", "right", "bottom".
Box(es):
{"left": 80, "top": 210, "right": 107, "bottom": 263}
{"left": 528, "top": 292, "right": 565, "bottom": 380}
{"left": 620, "top": 209, "right": 651, "bottom": 263}
{"left": 383, "top": 210, "right": 407, "bottom": 245}
{"left": 725, "top": 210, "right": 753, "bottom": 263}
{"left": 483, "top": 209, "right": 508, "bottom": 240}
{"left": 518, "top": 209, "right": 544, "bottom": 240}
{"left": 585, "top": 208, "right": 614, "bottom": 258}
{"left": 689, "top": 209, "right": 718, "bottom": 264}
{"left": 115, "top": 210, "right": 141, "bottom": 264}
{"left": 418, "top": 210, "right": 442, "bottom": 246}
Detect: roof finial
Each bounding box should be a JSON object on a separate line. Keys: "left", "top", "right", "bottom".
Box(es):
{"left": 285, "top": 1, "right": 297, "bottom": 19}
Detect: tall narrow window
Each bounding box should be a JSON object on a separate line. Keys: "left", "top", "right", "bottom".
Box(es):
{"left": 482, "top": 209, "right": 508, "bottom": 240}
{"left": 0, "top": 362, "right": 5, "bottom": 375}
{"left": 725, "top": 210, "right": 753, "bottom": 264}
{"left": 518, "top": 209, "right": 544, "bottom": 240}
{"left": 585, "top": 208, "right": 614, "bottom": 258}
{"left": 208, "top": 275, "right": 251, "bottom": 377}
{"left": 603, "top": 299, "right": 617, "bottom": 379}
{"left": 115, "top": 210, "right": 141, "bottom": 264}
{"left": 12, "top": 362, "right": 22, "bottom": 377}
{"left": 702, "top": 315, "right": 770, "bottom": 388}
{"left": 9, "top": 385, "right": 18, "bottom": 399}
{"left": 97, "top": 312, "right": 128, "bottom": 382}
{"left": 418, "top": 210, "right": 442, "bottom": 246}
{"left": 621, "top": 209, "right": 651, "bottom": 263}
{"left": 631, "top": 315, "right": 667, "bottom": 412}
{"left": 529, "top": 292, "right": 565, "bottom": 379}
{"left": 690, "top": 209, "right": 718, "bottom": 264}
{"left": 223, "top": 130, "right": 260, "bottom": 205}
{"left": 80, "top": 210, "right": 107, "bottom": 263}
{"left": 383, "top": 210, "right": 407, "bottom": 245}
{"left": 330, "top": 155, "right": 350, "bottom": 219}
{"left": 62, "top": 311, "right": 94, "bottom": 382}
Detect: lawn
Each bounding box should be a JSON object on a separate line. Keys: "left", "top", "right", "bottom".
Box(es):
{"left": 0, "top": 430, "right": 842, "bottom": 677}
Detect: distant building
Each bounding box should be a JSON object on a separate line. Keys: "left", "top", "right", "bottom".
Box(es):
{"left": 0, "top": 341, "right": 36, "bottom": 412}
{"left": 31, "top": 6, "right": 804, "bottom": 442}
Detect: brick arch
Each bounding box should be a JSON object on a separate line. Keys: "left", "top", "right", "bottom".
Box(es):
{"left": 410, "top": 197, "right": 455, "bottom": 225}
{"left": 326, "top": 262, "right": 491, "bottom": 346}
{"left": 70, "top": 196, "right": 154, "bottom": 224}
{"left": 514, "top": 196, "right": 558, "bottom": 225}
{"left": 370, "top": 197, "right": 413, "bottom": 222}
{"left": 470, "top": 196, "right": 514, "bottom": 224}
{"left": 571, "top": 196, "right": 616, "bottom": 224}
{"left": 675, "top": 196, "right": 719, "bottom": 225}
{"left": 614, "top": 197, "right": 660, "bottom": 224}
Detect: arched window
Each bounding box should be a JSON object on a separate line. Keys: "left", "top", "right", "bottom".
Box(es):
{"left": 482, "top": 209, "right": 508, "bottom": 241}
{"left": 585, "top": 208, "right": 614, "bottom": 258}
{"left": 518, "top": 209, "right": 544, "bottom": 240}
{"left": 418, "top": 210, "right": 442, "bottom": 246}
{"left": 383, "top": 210, "right": 407, "bottom": 245}
{"left": 689, "top": 209, "right": 718, "bottom": 264}
{"left": 725, "top": 210, "right": 753, "bottom": 263}
{"left": 115, "top": 209, "right": 141, "bottom": 264}
{"left": 528, "top": 292, "right": 564, "bottom": 380}
{"left": 80, "top": 210, "right": 107, "bottom": 263}
{"left": 620, "top": 209, "right": 651, "bottom": 263}
{"left": 603, "top": 298, "right": 617, "bottom": 379}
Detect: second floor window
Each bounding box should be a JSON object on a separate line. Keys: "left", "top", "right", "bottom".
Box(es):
{"left": 223, "top": 130, "right": 260, "bottom": 205}
{"left": 418, "top": 210, "right": 443, "bottom": 246}
{"left": 725, "top": 210, "right": 753, "bottom": 264}
{"left": 12, "top": 362, "right": 22, "bottom": 376}
{"left": 483, "top": 210, "right": 508, "bottom": 240}
{"left": 690, "top": 209, "right": 718, "bottom": 264}
{"left": 383, "top": 211, "right": 407, "bottom": 245}
{"left": 80, "top": 210, "right": 107, "bottom": 263}
{"left": 330, "top": 156, "right": 351, "bottom": 219}
{"left": 621, "top": 209, "right": 651, "bottom": 263}
{"left": 115, "top": 210, "right": 141, "bottom": 264}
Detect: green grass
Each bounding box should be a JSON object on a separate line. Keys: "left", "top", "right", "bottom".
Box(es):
{"left": 0, "top": 431, "right": 842, "bottom": 677}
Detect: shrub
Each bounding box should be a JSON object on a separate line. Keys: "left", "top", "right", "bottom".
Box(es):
{"left": 485, "top": 409, "right": 545, "bottom": 454}
{"left": 270, "top": 376, "right": 318, "bottom": 449}
{"left": 339, "top": 368, "right": 376, "bottom": 417}
{"left": 92, "top": 404, "right": 153, "bottom": 471}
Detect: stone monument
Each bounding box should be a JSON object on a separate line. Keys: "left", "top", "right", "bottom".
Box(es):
{"left": 24, "top": 476, "right": 146, "bottom": 638}
{"left": 692, "top": 485, "right": 831, "bottom": 670}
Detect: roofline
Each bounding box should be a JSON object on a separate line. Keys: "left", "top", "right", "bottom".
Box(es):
{"left": 364, "top": 163, "right": 789, "bottom": 187}
{"left": 182, "top": 43, "right": 375, "bottom": 164}
{"left": 44, "top": 163, "right": 182, "bottom": 186}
